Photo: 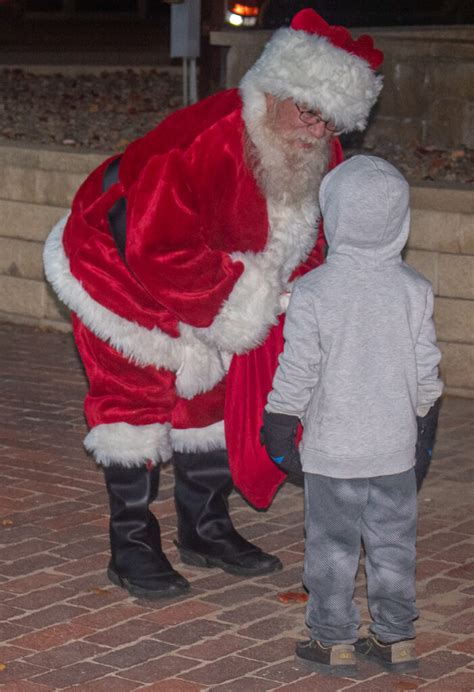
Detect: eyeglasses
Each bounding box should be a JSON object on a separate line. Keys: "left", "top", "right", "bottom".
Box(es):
{"left": 295, "top": 103, "right": 340, "bottom": 133}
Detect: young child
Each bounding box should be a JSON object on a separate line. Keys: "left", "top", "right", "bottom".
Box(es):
{"left": 261, "top": 156, "right": 443, "bottom": 676}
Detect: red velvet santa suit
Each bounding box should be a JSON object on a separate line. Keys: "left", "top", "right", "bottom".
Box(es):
{"left": 44, "top": 88, "right": 342, "bottom": 505}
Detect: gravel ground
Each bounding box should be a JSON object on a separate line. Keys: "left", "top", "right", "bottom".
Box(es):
{"left": 0, "top": 68, "right": 181, "bottom": 152}
{"left": 1, "top": 67, "right": 473, "bottom": 185}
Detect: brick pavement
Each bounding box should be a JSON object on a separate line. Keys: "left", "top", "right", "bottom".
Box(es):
{"left": 0, "top": 322, "right": 473, "bottom": 691}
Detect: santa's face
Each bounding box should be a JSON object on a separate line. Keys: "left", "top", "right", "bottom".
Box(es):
{"left": 265, "top": 95, "right": 335, "bottom": 150}
{"left": 245, "top": 94, "right": 330, "bottom": 207}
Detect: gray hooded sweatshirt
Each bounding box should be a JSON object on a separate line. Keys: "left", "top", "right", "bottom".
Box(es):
{"left": 267, "top": 155, "right": 443, "bottom": 479}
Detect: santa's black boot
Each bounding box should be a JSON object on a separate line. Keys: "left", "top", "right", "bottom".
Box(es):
{"left": 104, "top": 464, "right": 190, "bottom": 599}
{"left": 173, "top": 450, "right": 282, "bottom": 576}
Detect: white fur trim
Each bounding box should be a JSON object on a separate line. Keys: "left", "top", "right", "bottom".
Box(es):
{"left": 194, "top": 251, "right": 281, "bottom": 354}
{"left": 84, "top": 422, "right": 172, "bottom": 466}
{"left": 194, "top": 196, "right": 320, "bottom": 355}
{"left": 43, "top": 216, "right": 226, "bottom": 398}
{"left": 176, "top": 324, "right": 227, "bottom": 397}
{"left": 171, "top": 421, "right": 226, "bottom": 453}
{"left": 240, "top": 27, "right": 383, "bottom": 133}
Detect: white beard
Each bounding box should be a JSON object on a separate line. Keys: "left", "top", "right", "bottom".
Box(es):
{"left": 245, "top": 117, "right": 329, "bottom": 208}
{"left": 244, "top": 115, "right": 329, "bottom": 284}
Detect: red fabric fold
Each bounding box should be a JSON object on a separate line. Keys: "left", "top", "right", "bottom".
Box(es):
{"left": 126, "top": 151, "right": 245, "bottom": 328}
{"left": 225, "top": 316, "right": 287, "bottom": 509}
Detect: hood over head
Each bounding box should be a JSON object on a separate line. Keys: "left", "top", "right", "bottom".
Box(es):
{"left": 319, "top": 155, "right": 410, "bottom": 266}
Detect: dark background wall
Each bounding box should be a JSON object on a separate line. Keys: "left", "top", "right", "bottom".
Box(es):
{"left": 259, "top": 0, "right": 474, "bottom": 28}
{"left": 10, "top": 0, "right": 474, "bottom": 26}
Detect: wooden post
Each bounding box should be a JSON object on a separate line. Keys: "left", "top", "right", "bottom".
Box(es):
{"left": 200, "top": 0, "right": 226, "bottom": 98}
{"left": 137, "top": 0, "right": 148, "bottom": 19}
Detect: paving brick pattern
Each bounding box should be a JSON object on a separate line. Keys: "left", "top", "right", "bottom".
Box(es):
{"left": 0, "top": 322, "right": 473, "bottom": 691}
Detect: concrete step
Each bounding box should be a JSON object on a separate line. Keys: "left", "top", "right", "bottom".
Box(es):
{"left": 409, "top": 208, "right": 474, "bottom": 256}
{"left": 435, "top": 298, "right": 474, "bottom": 346}
{"left": 438, "top": 341, "right": 474, "bottom": 399}
{"left": 0, "top": 236, "right": 44, "bottom": 281}
{"left": 411, "top": 182, "right": 474, "bottom": 215}
{"left": 0, "top": 143, "right": 107, "bottom": 206}
{"left": 0, "top": 164, "right": 91, "bottom": 207}
{"left": 0, "top": 142, "right": 107, "bottom": 172}
{"left": 0, "top": 274, "right": 70, "bottom": 330}
{"left": 405, "top": 248, "right": 474, "bottom": 301}
{"left": 0, "top": 199, "right": 68, "bottom": 242}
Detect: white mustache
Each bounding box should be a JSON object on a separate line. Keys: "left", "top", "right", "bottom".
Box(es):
{"left": 284, "top": 131, "right": 321, "bottom": 145}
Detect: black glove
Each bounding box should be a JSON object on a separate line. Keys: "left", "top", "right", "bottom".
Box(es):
{"left": 415, "top": 397, "right": 441, "bottom": 491}
{"left": 260, "top": 410, "right": 304, "bottom": 487}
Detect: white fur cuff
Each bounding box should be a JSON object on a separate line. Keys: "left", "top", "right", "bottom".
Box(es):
{"left": 194, "top": 252, "right": 281, "bottom": 354}
{"left": 171, "top": 421, "right": 226, "bottom": 453}
{"left": 84, "top": 422, "right": 173, "bottom": 467}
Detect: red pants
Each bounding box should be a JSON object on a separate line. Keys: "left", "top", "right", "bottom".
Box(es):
{"left": 73, "top": 315, "right": 226, "bottom": 446}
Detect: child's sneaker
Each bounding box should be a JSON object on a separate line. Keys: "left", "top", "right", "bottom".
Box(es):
{"left": 354, "top": 635, "right": 418, "bottom": 673}
{"left": 295, "top": 639, "right": 357, "bottom": 676}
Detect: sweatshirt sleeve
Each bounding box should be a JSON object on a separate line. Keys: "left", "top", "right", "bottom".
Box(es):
{"left": 416, "top": 287, "right": 443, "bottom": 415}
{"left": 125, "top": 150, "right": 244, "bottom": 328}
{"left": 266, "top": 285, "right": 321, "bottom": 419}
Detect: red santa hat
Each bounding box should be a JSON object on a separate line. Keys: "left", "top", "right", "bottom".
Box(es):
{"left": 240, "top": 8, "right": 384, "bottom": 133}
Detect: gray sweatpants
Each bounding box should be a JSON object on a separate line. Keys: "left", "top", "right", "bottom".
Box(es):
{"left": 304, "top": 469, "right": 417, "bottom": 645}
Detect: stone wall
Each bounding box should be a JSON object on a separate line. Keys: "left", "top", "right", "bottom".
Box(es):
{"left": 405, "top": 184, "right": 474, "bottom": 399}
{"left": 210, "top": 25, "right": 474, "bottom": 150}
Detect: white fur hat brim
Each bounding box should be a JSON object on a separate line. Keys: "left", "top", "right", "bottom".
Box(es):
{"left": 240, "top": 26, "right": 383, "bottom": 133}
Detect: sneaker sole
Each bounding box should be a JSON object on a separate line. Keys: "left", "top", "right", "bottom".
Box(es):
{"left": 295, "top": 653, "right": 357, "bottom": 677}
{"left": 107, "top": 567, "right": 190, "bottom": 600}
{"left": 176, "top": 544, "right": 282, "bottom": 577}
{"left": 355, "top": 652, "right": 419, "bottom": 674}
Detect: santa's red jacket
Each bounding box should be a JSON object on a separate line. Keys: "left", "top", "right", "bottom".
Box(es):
{"left": 44, "top": 88, "right": 343, "bottom": 507}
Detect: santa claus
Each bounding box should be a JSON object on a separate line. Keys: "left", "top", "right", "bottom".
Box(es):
{"left": 43, "top": 9, "right": 383, "bottom": 599}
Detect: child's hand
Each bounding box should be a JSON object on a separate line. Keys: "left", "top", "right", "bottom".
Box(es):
{"left": 415, "top": 397, "right": 441, "bottom": 490}
{"left": 260, "top": 410, "right": 304, "bottom": 487}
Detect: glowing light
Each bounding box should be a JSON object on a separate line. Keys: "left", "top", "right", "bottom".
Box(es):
{"left": 230, "top": 3, "right": 260, "bottom": 16}
{"left": 227, "top": 12, "right": 244, "bottom": 26}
